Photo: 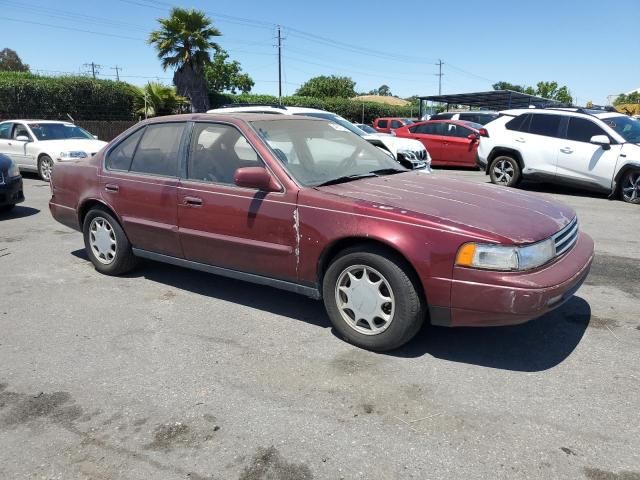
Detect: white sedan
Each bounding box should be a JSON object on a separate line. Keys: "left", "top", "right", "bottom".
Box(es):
{"left": 0, "top": 120, "right": 107, "bottom": 181}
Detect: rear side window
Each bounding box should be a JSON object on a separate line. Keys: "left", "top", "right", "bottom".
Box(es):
{"left": 106, "top": 128, "right": 144, "bottom": 171}
{"left": 0, "top": 123, "right": 11, "bottom": 139}
{"left": 377, "top": 119, "right": 388, "bottom": 128}
{"left": 529, "top": 114, "right": 562, "bottom": 138}
{"left": 505, "top": 114, "right": 531, "bottom": 132}
{"left": 129, "top": 123, "right": 186, "bottom": 177}
{"left": 566, "top": 117, "right": 607, "bottom": 143}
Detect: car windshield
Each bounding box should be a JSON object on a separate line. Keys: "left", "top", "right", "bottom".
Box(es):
{"left": 28, "top": 123, "right": 93, "bottom": 141}
{"left": 251, "top": 118, "right": 406, "bottom": 186}
{"left": 601, "top": 116, "right": 640, "bottom": 143}
{"left": 294, "top": 112, "right": 367, "bottom": 137}
{"left": 356, "top": 124, "right": 378, "bottom": 134}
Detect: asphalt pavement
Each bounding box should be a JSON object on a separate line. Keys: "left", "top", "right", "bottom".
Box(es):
{"left": 0, "top": 170, "right": 638, "bottom": 480}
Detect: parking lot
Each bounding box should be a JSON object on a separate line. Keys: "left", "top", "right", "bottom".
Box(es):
{"left": 1, "top": 171, "right": 638, "bottom": 479}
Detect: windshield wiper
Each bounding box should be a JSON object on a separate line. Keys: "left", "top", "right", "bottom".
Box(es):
{"left": 316, "top": 173, "right": 377, "bottom": 187}
{"left": 369, "top": 168, "right": 407, "bottom": 176}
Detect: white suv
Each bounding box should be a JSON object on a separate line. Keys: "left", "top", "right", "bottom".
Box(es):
{"left": 207, "top": 104, "right": 431, "bottom": 170}
{"left": 477, "top": 108, "right": 640, "bottom": 204}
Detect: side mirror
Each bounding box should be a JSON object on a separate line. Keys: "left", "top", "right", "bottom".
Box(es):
{"left": 93, "top": 135, "right": 99, "bottom": 140}
{"left": 15, "top": 135, "right": 30, "bottom": 142}
{"left": 467, "top": 133, "right": 480, "bottom": 141}
{"left": 590, "top": 135, "right": 611, "bottom": 150}
{"left": 234, "top": 167, "right": 281, "bottom": 192}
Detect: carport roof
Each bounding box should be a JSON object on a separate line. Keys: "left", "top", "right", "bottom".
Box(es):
{"left": 419, "top": 90, "right": 561, "bottom": 111}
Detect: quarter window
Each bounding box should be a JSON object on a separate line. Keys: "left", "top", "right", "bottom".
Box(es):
{"left": 129, "top": 123, "right": 185, "bottom": 177}
{"left": 106, "top": 128, "right": 144, "bottom": 171}
{"left": 188, "top": 123, "right": 262, "bottom": 185}
{"left": 566, "top": 117, "right": 607, "bottom": 143}
{"left": 528, "top": 114, "right": 563, "bottom": 138}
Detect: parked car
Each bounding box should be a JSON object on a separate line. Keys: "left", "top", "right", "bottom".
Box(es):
{"left": 372, "top": 117, "right": 415, "bottom": 134}
{"left": 207, "top": 105, "right": 430, "bottom": 170}
{"left": 49, "top": 113, "right": 594, "bottom": 351}
{"left": 477, "top": 107, "right": 640, "bottom": 204}
{"left": 0, "top": 120, "right": 107, "bottom": 181}
{"left": 0, "top": 153, "right": 24, "bottom": 212}
{"left": 429, "top": 111, "right": 499, "bottom": 125}
{"left": 395, "top": 120, "right": 483, "bottom": 167}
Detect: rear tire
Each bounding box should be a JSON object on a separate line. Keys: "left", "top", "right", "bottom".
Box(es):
{"left": 620, "top": 169, "right": 640, "bottom": 204}
{"left": 83, "top": 208, "right": 138, "bottom": 275}
{"left": 38, "top": 155, "right": 53, "bottom": 182}
{"left": 322, "top": 247, "right": 425, "bottom": 351}
{"left": 489, "top": 155, "right": 521, "bottom": 187}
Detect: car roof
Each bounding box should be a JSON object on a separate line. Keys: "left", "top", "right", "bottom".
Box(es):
{"left": 0, "top": 119, "right": 75, "bottom": 125}
{"left": 141, "top": 112, "right": 326, "bottom": 124}
{"left": 499, "top": 108, "right": 628, "bottom": 120}
{"left": 206, "top": 105, "right": 328, "bottom": 115}
{"left": 409, "top": 119, "right": 481, "bottom": 130}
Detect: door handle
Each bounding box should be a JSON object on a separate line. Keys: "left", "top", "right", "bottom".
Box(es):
{"left": 183, "top": 196, "right": 203, "bottom": 206}
{"left": 515, "top": 137, "right": 526, "bottom": 143}
{"left": 104, "top": 184, "right": 119, "bottom": 193}
{"left": 560, "top": 147, "right": 573, "bottom": 154}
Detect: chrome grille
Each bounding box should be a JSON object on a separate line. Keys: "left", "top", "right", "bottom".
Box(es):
{"left": 553, "top": 217, "right": 579, "bottom": 256}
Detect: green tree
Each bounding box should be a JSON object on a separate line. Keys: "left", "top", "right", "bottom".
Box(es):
{"left": 296, "top": 75, "right": 356, "bottom": 98}
{"left": 377, "top": 84, "right": 392, "bottom": 96}
{"left": 0, "top": 48, "right": 29, "bottom": 72}
{"left": 204, "top": 49, "right": 254, "bottom": 94}
{"left": 493, "top": 80, "right": 572, "bottom": 103}
{"left": 614, "top": 91, "right": 640, "bottom": 105}
{"left": 128, "top": 82, "right": 186, "bottom": 118}
{"left": 492, "top": 81, "right": 535, "bottom": 95}
{"left": 148, "top": 7, "right": 221, "bottom": 112}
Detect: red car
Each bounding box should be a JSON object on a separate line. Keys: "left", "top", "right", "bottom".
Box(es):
{"left": 372, "top": 117, "right": 414, "bottom": 134}
{"left": 49, "top": 114, "right": 593, "bottom": 351}
{"left": 395, "top": 120, "right": 482, "bottom": 167}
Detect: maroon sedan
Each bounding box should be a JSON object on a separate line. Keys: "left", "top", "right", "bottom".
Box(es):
{"left": 395, "top": 120, "right": 482, "bottom": 167}
{"left": 49, "top": 114, "right": 593, "bottom": 351}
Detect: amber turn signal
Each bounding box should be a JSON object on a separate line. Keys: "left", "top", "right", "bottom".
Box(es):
{"left": 456, "top": 243, "right": 476, "bottom": 266}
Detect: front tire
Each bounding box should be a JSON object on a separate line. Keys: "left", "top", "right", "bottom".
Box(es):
{"left": 38, "top": 155, "right": 53, "bottom": 182}
{"left": 489, "top": 155, "right": 521, "bottom": 187}
{"left": 83, "top": 208, "right": 138, "bottom": 275}
{"left": 620, "top": 170, "right": 640, "bottom": 204}
{"left": 322, "top": 247, "right": 425, "bottom": 351}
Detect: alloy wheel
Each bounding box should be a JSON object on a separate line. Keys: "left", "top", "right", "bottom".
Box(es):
{"left": 622, "top": 171, "right": 640, "bottom": 203}
{"left": 39, "top": 157, "right": 53, "bottom": 181}
{"left": 492, "top": 159, "right": 514, "bottom": 185}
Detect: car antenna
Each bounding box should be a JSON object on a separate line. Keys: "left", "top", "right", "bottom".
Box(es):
{"left": 66, "top": 113, "right": 75, "bottom": 124}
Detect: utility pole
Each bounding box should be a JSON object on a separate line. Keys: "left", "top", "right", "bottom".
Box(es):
{"left": 83, "top": 62, "right": 101, "bottom": 79}
{"left": 111, "top": 65, "right": 122, "bottom": 81}
{"left": 435, "top": 59, "right": 444, "bottom": 95}
{"left": 277, "top": 25, "right": 283, "bottom": 102}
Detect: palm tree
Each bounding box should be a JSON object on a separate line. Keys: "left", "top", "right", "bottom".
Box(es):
{"left": 129, "top": 82, "right": 187, "bottom": 119}
{"left": 148, "top": 8, "right": 220, "bottom": 112}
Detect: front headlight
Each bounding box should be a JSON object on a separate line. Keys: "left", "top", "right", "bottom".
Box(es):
{"left": 7, "top": 161, "right": 20, "bottom": 178}
{"left": 456, "top": 238, "right": 555, "bottom": 271}
{"left": 59, "top": 151, "right": 88, "bottom": 160}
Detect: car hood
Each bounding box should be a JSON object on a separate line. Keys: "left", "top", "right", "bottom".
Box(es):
{"left": 316, "top": 172, "right": 576, "bottom": 244}
{"left": 38, "top": 139, "right": 108, "bottom": 155}
{"left": 362, "top": 133, "right": 426, "bottom": 153}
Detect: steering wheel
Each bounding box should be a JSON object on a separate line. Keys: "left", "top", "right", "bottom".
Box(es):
{"left": 338, "top": 145, "right": 363, "bottom": 171}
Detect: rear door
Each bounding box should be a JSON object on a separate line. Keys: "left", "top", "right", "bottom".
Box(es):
{"left": 375, "top": 119, "right": 389, "bottom": 133}
{"left": 505, "top": 113, "right": 563, "bottom": 178}
{"left": 403, "top": 123, "right": 443, "bottom": 162}
{"left": 556, "top": 116, "right": 622, "bottom": 190}
{"left": 177, "top": 121, "right": 299, "bottom": 281}
{"left": 100, "top": 122, "right": 186, "bottom": 257}
{"left": 439, "top": 123, "right": 478, "bottom": 166}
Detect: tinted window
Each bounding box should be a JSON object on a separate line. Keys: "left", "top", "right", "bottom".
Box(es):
{"left": 188, "top": 123, "right": 261, "bottom": 184}
{"left": 442, "top": 124, "right": 472, "bottom": 138}
{"left": 430, "top": 113, "right": 453, "bottom": 120}
{"left": 412, "top": 124, "right": 438, "bottom": 134}
{"left": 459, "top": 113, "right": 498, "bottom": 125}
{"left": 529, "top": 114, "right": 562, "bottom": 138}
{"left": 390, "top": 120, "right": 402, "bottom": 129}
{"left": 130, "top": 123, "right": 185, "bottom": 177}
{"left": 377, "top": 120, "right": 388, "bottom": 128}
{"left": 505, "top": 114, "right": 531, "bottom": 132}
{"left": 106, "top": 128, "right": 144, "bottom": 171}
{"left": 0, "top": 123, "right": 11, "bottom": 139}
{"left": 566, "top": 117, "right": 607, "bottom": 143}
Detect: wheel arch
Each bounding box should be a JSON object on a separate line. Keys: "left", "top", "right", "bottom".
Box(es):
{"left": 77, "top": 198, "right": 121, "bottom": 228}
{"left": 612, "top": 162, "right": 640, "bottom": 198}
{"left": 486, "top": 147, "right": 524, "bottom": 173}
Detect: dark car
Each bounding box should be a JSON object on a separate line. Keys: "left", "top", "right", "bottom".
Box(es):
{"left": 49, "top": 114, "right": 593, "bottom": 351}
{"left": 0, "top": 153, "right": 24, "bottom": 212}
{"left": 429, "top": 111, "right": 499, "bottom": 125}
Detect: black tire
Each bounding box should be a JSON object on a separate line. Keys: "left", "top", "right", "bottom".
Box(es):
{"left": 620, "top": 169, "right": 640, "bottom": 204}
{"left": 38, "top": 154, "right": 53, "bottom": 182}
{"left": 83, "top": 208, "right": 138, "bottom": 275}
{"left": 322, "top": 247, "right": 425, "bottom": 351}
{"left": 489, "top": 155, "right": 521, "bottom": 187}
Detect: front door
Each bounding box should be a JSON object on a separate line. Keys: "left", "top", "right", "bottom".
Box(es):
{"left": 178, "top": 122, "right": 299, "bottom": 281}
{"left": 5, "top": 123, "right": 33, "bottom": 168}
{"left": 99, "top": 122, "right": 186, "bottom": 257}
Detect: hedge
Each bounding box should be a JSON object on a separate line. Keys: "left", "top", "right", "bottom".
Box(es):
{"left": 210, "top": 92, "right": 420, "bottom": 124}
{"left": 0, "top": 72, "right": 135, "bottom": 121}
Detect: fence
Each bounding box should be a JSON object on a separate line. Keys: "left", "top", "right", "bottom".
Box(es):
{"left": 75, "top": 120, "right": 138, "bottom": 141}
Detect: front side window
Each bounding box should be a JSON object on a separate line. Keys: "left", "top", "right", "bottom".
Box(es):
{"left": 528, "top": 114, "right": 562, "bottom": 138}
{"left": 252, "top": 119, "right": 404, "bottom": 186}
{"left": 106, "top": 128, "right": 144, "bottom": 171}
{"left": 13, "top": 123, "right": 31, "bottom": 140}
{"left": 390, "top": 120, "right": 402, "bottom": 129}
{"left": 566, "top": 117, "right": 607, "bottom": 143}
{"left": 129, "top": 123, "right": 185, "bottom": 177}
{"left": 188, "top": 123, "right": 261, "bottom": 184}
{"left": 377, "top": 120, "right": 388, "bottom": 128}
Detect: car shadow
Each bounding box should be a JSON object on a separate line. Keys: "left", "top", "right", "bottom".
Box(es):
{"left": 71, "top": 249, "right": 590, "bottom": 371}
{"left": 0, "top": 205, "right": 40, "bottom": 220}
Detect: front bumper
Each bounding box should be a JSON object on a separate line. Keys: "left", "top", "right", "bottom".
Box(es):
{"left": 436, "top": 232, "right": 594, "bottom": 327}
{"left": 0, "top": 175, "right": 25, "bottom": 207}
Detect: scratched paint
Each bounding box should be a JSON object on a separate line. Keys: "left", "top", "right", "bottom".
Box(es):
{"left": 293, "top": 207, "right": 300, "bottom": 274}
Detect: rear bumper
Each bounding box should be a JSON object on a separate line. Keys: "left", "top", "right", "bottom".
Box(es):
{"left": 475, "top": 152, "right": 487, "bottom": 170}
{"left": 433, "top": 232, "right": 594, "bottom": 327}
{"left": 0, "top": 176, "right": 24, "bottom": 206}
{"left": 49, "top": 200, "right": 81, "bottom": 231}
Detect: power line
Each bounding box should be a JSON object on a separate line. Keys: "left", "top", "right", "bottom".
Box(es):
{"left": 83, "top": 62, "right": 102, "bottom": 79}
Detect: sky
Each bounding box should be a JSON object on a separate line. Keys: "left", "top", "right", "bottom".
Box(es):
{"left": 1, "top": 0, "right": 639, "bottom": 105}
